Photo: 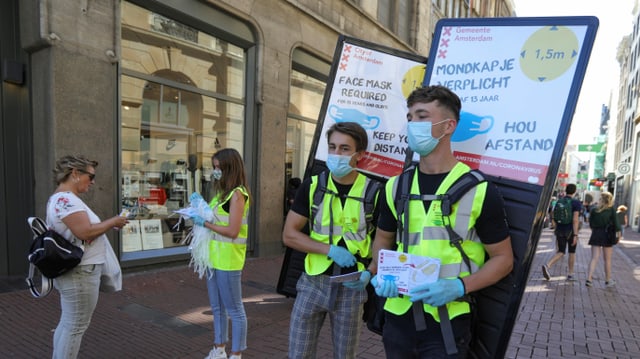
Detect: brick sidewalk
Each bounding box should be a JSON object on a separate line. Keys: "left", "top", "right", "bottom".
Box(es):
{"left": 505, "top": 227, "right": 640, "bottom": 358}
{"left": 1, "top": 227, "right": 639, "bottom": 358}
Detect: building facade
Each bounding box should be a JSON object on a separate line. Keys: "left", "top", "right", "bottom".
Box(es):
{"left": 614, "top": 5, "right": 640, "bottom": 230}
{"left": 1, "top": 0, "right": 514, "bottom": 276}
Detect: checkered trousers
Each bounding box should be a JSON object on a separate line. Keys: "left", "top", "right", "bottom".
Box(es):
{"left": 288, "top": 272, "right": 367, "bottom": 359}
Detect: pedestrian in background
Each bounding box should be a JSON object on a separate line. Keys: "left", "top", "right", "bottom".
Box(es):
{"left": 586, "top": 192, "right": 620, "bottom": 288}
{"left": 47, "top": 155, "right": 129, "bottom": 358}
{"left": 616, "top": 205, "right": 628, "bottom": 239}
{"left": 583, "top": 199, "right": 592, "bottom": 223}
{"left": 542, "top": 184, "right": 582, "bottom": 281}
{"left": 285, "top": 177, "right": 301, "bottom": 214}
{"left": 283, "top": 122, "right": 380, "bottom": 359}
{"left": 192, "top": 148, "right": 251, "bottom": 359}
{"left": 368, "top": 85, "right": 513, "bottom": 357}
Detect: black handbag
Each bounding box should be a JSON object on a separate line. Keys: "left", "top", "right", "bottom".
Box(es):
{"left": 606, "top": 223, "right": 618, "bottom": 244}
{"left": 27, "top": 217, "right": 83, "bottom": 280}
{"left": 364, "top": 283, "right": 386, "bottom": 335}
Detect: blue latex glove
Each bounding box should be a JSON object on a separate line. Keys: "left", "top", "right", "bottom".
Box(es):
{"left": 327, "top": 245, "right": 356, "bottom": 267}
{"left": 408, "top": 278, "right": 464, "bottom": 307}
{"left": 370, "top": 274, "right": 399, "bottom": 298}
{"left": 343, "top": 270, "right": 371, "bottom": 290}
{"left": 189, "top": 192, "right": 203, "bottom": 203}
{"left": 192, "top": 215, "right": 206, "bottom": 227}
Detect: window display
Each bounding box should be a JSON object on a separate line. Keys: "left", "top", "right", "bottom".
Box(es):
{"left": 120, "top": 2, "right": 246, "bottom": 256}
{"left": 285, "top": 50, "right": 329, "bottom": 215}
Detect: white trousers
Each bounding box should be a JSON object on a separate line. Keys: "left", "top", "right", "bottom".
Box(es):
{"left": 52, "top": 264, "right": 102, "bottom": 359}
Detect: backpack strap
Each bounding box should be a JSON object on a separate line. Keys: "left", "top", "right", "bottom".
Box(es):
{"left": 25, "top": 217, "right": 53, "bottom": 298}
{"left": 394, "top": 164, "right": 416, "bottom": 244}
{"left": 440, "top": 170, "right": 485, "bottom": 216}
{"left": 310, "top": 171, "right": 338, "bottom": 249}
{"left": 392, "top": 165, "right": 429, "bottom": 331}
{"left": 440, "top": 170, "right": 485, "bottom": 272}
{"left": 363, "top": 179, "right": 381, "bottom": 233}
{"left": 439, "top": 169, "right": 484, "bottom": 356}
{"left": 309, "top": 171, "right": 329, "bottom": 226}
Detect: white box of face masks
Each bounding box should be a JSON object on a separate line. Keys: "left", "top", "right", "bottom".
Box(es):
{"left": 377, "top": 249, "right": 440, "bottom": 294}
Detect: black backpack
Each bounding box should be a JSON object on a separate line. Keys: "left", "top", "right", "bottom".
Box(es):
{"left": 26, "top": 217, "right": 84, "bottom": 298}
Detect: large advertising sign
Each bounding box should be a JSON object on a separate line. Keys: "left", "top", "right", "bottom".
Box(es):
{"left": 423, "top": 17, "right": 598, "bottom": 359}
{"left": 313, "top": 39, "right": 427, "bottom": 178}
{"left": 426, "top": 17, "right": 598, "bottom": 185}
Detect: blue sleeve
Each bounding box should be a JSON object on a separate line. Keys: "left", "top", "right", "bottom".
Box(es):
{"left": 572, "top": 198, "right": 583, "bottom": 213}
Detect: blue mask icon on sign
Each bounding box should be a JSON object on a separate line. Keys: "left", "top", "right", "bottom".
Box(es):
{"left": 328, "top": 105, "right": 380, "bottom": 130}
{"left": 452, "top": 111, "right": 494, "bottom": 142}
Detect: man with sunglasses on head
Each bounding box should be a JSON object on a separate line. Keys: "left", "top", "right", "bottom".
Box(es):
{"left": 367, "top": 85, "right": 513, "bottom": 358}
{"left": 283, "top": 121, "right": 380, "bottom": 359}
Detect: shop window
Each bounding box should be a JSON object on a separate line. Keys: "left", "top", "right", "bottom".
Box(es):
{"left": 120, "top": 1, "right": 249, "bottom": 257}
{"left": 285, "top": 50, "right": 329, "bottom": 212}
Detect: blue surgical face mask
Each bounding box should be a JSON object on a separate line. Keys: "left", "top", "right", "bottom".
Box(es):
{"left": 212, "top": 168, "right": 222, "bottom": 180}
{"left": 407, "top": 120, "right": 448, "bottom": 156}
{"left": 326, "top": 153, "right": 355, "bottom": 178}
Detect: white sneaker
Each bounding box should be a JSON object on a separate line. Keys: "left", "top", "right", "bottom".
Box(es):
{"left": 206, "top": 347, "right": 227, "bottom": 359}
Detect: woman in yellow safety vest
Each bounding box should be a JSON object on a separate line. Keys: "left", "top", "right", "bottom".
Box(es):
{"left": 192, "top": 148, "right": 251, "bottom": 359}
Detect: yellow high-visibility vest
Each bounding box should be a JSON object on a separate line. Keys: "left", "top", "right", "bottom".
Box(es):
{"left": 384, "top": 163, "right": 487, "bottom": 322}
{"left": 208, "top": 186, "right": 250, "bottom": 271}
{"left": 305, "top": 173, "right": 376, "bottom": 275}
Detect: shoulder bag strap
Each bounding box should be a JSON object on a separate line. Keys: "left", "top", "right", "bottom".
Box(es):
{"left": 25, "top": 217, "right": 53, "bottom": 298}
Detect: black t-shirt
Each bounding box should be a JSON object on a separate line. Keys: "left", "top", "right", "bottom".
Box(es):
{"left": 377, "top": 169, "right": 509, "bottom": 245}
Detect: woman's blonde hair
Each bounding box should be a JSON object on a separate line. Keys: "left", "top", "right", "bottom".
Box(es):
{"left": 595, "top": 192, "right": 613, "bottom": 212}
{"left": 53, "top": 155, "right": 98, "bottom": 185}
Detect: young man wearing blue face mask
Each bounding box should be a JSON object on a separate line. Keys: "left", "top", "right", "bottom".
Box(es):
{"left": 366, "top": 85, "right": 513, "bottom": 358}
{"left": 283, "top": 121, "right": 380, "bottom": 359}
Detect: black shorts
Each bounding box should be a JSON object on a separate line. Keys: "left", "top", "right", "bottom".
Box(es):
{"left": 554, "top": 229, "right": 577, "bottom": 253}
{"left": 588, "top": 228, "right": 615, "bottom": 247}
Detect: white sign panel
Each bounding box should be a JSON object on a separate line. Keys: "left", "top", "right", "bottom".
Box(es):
{"left": 426, "top": 17, "right": 598, "bottom": 184}
{"left": 315, "top": 39, "right": 427, "bottom": 178}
